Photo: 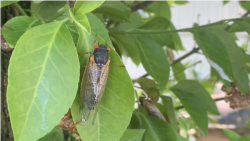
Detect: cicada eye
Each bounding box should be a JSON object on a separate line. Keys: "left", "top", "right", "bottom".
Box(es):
{"left": 94, "top": 45, "right": 98, "bottom": 50}
{"left": 107, "top": 47, "right": 110, "bottom": 52}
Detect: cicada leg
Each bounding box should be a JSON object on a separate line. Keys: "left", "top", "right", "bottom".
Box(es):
{"left": 109, "top": 59, "right": 125, "bottom": 67}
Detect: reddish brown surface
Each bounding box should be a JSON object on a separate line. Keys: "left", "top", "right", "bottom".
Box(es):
{"left": 57, "top": 109, "right": 78, "bottom": 135}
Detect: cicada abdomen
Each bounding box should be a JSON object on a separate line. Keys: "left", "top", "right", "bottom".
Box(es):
{"left": 79, "top": 42, "right": 111, "bottom": 125}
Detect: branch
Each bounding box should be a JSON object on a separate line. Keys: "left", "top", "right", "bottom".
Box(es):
{"left": 224, "top": 8, "right": 250, "bottom": 31}
{"left": 11, "top": 3, "right": 27, "bottom": 16}
{"left": 175, "top": 97, "right": 225, "bottom": 110}
{"left": 130, "top": 1, "right": 154, "bottom": 12}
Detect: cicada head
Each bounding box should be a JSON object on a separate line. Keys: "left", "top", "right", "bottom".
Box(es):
{"left": 93, "top": 44, "right": 110, "bottom": 68}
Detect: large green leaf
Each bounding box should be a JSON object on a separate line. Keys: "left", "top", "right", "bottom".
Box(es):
{"left": 71, "top": 14, "right": 134, "bottom": 141}
{"left": 135, "top": 36, "right": 170, "bottom": 92}
{"left": 135, "top": 77, "right": 160, "bottom": 103}
{"left": 92, "top": 1, "right": 130, "bottom": 22}
{"left": 170, "top": 89, "right": 208, "bottom": 136}
{"left": 73, "top": 1, "right": 104, "bottom": 14}
{"left": 135, "top": 111, "right": 177, "bottom": 141}
{"left": 7, "top": 21, "right": 79, "bottom": 141}
{"left": 2, "top": 16, "right": 43, "bottom": 48}
{"left": 223, "top": 129, "right": 240, "bottom": 141}
{"left": 239, "top": 1, "right": 250, "bottom": 11}
{"left": 38, "top": 127, "right": 64, "bottom": 141}
{"left": 1, "top": 1, "right": 18, "bottom": 7}
{"left": 31, "top": 1, "right": 66, "bottom": 21}
{"left": 194, "top": 28, "right": 249, "bottom": 94}
{"left": 120, "top": 129, "right": 145, "bottom": 141}
{"left": 161, "top": 96, "right": 177, "bottom": 131}
{"left": 171, "top": 80, "right": 219, "bottom": 115}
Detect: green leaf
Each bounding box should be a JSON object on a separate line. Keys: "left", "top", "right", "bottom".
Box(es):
{"left": 73, "top": 1, "right": 104, "bottom": 14}
{"left": 135, "top": 111, "right": 177, "bottom": 141}
{"left": 239, "top": 1, "right": 250, "bottom": 11}
{"left": 33, "top": 0, "right": 44, "bottom": 4}
{"left": 1, "top": 1, "right": 18, "bottom": 7}
{"left": 31, "top": 1, "right": 66, "bottom": 21}
{"left": 144, "top": 1, "right": 171, "bottom": 20}
{"left": 171, "top": 80, "right": 219, "bottom": 115}
{"left": 69, "top": 9, "right": 91, "bottom": 34}
{"left": 223, "top": 129, "right": 240, "bottom": 141}
{"left": 161, "top": 96, "right": 177, "bottom": 131}
{"left": 170, "top": 89, "right": 208, "bottom": 137}
{"left": 246, "top": 120, "right": 250, "bottom": 128}
{"left": 172, "top": 63, "right": 186, "bottom": 82}
{"left": 120, "top": 129, "right": 145, "bottom": 141}
{"left": 93, "top": 7, "right": 129, "bottom": 22}
{"left": 238, "top": 135, "right": 250, "bottom": 141}
{"left": 38, "top": 127, "right": 64, "bottom": 141}
{"left": 2, "top": 16, "right": 43, "bottom": 48}
{"left": 135, "top": 36, "right": 170, "bottom": 92}
{"left": 92, "top": 1, "right": 130, "bottom": 22}
{"left": 234, "top": 19, "right": 250, "bottom": 35}
{"left": 223, "top": 0, "right": 229, "bottom": 5}
{"left": 194, "top": 28, "right": 249, "bottom": 94}
{"left": 169, "top": 22, "right": 185, "bottom": 50}
{"left": 135, "top": 77, "right": 160, "bottom": 103}
{"left": 7, "top": 21, "right": 79, "bottom": 141}
{"left": 71, "top": 14, "right": 134, "bottom": 141}
{"left": 175, "top": 1, "right": 189, "bottom": 5}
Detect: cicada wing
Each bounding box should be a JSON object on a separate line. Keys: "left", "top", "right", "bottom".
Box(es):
{"left": 79, "top": 56, "right": 96, "bottom": 123}
{"left": 91, "top": 60, "right": 110, "bottom": 125}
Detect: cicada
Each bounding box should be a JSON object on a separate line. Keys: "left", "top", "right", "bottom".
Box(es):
{"left": 78, "top": 38, "right": 123, "bottom": 125}
{"left": 139, "top": 96, "right": 166, "bottom": 122}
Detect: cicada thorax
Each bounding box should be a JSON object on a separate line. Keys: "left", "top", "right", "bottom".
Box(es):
{"left": 79, "top": 44, "right": 110, "bottom": 124}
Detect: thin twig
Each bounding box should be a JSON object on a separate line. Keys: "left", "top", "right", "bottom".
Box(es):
{"left": 175, "top": 97, "right": 225, "bottom": 110}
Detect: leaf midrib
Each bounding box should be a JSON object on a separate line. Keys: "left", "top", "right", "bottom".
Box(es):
{"left": 18, "top": 22, "right": 64, "bottom": 140}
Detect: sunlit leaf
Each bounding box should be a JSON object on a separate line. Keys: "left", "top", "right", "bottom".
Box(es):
{"left": 7, "top": 21, "right": 79, "bottom": 141}
{"left": 1, "top": 1, "right": 18, "bottom": 7}
{"left": 73, "top": 1, "right": 104, "bottom": 14}
{"left": 2, "top": 16, "right": 43, "bottom": 48}
{"left": 120, "top": 129, "right": 145, "bottom": 141}
{"left": 135, "top": 36, "right": 170, "bottom": 92}
{"left": 31, "top": 1, "right": 66, "bottom": 21}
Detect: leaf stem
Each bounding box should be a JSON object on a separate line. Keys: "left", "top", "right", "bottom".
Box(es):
{"left": 11, "top": 3, "right": 27, "bottom": 16}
